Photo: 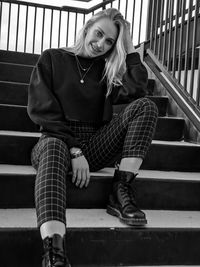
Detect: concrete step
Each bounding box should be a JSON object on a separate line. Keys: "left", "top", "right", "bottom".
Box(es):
{"left": 0, "top": 62, "right": 33, "bottom": 83}
{"left": 0, "top": 82, "right": 167, "bottom": 112}
{"left": 113, "top": 95, "right": 169, "bottom": 117}
{"left": 0, "top": 81, "right": 28, "bottom": 106}
{"left": 0, "top": 131, "right": 200, "bottom": 171}
{"left": 0, "top": 209, "right": 200, "bottom": 266}
{"left": 0, "top": 104, "right": 184, "bottom": 140}
{"left": 0, "top": 165, "right": 199, "bottom": 210}
{"left": 0, "top": 49, "right": 39, "bottom": 65}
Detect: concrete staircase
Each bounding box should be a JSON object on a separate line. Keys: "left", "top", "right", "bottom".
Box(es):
{"left": 0, "top": 49, "right": 200, "bottom": 267}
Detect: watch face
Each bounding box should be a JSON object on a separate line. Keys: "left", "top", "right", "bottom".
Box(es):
{"left": 71, "top": 149, "right": 81, "bottom": 155}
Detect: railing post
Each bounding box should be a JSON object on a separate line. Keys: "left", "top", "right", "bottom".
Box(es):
{"left": 145, "top": 0, "right": 153, "bottom": 41}
{"left": 102, "top": 0, "right": 107, "bottom": 10}
{"left": 196, "top": 46, "right": 200, "bottom": 107}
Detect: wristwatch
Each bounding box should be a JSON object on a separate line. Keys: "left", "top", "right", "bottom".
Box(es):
{"left": 70, "top": 148, "right": 83, "bottom": 159}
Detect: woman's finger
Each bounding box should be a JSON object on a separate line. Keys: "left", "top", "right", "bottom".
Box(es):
{"left": 79, "top": 169, "right": 87, "bottom": 188}
{"left": 75, "top": 169, "right": 82, "bottom": 187}
{"left": 72, "top": 170, "right": 77, "bottom": 183}
{"left": 85, "top": 169, "right": 90, "bottom": 187}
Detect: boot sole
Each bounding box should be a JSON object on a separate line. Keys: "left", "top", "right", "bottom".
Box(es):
{"left": 107, "top": 205, "right": 147, "bottom": 226}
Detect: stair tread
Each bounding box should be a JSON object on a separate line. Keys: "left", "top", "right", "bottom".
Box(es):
{"left": 0, "top": 80, "right": 29, "bottom": 85}
{"left": 0, "top": 61, "right": 34, "bottom": 67}
{"left": 0, "top": 130, "right": 199, "bottom": 146}
{"left": 0, "top": 130, "right": 41, "bottom": 137}
{"left": 0, "top": 208, "right": 200, "bottom": 229}
{"left": 0, "top": 165, "right": 199, "bottom": 181}
{"left": 0, "top": 103, "right": 184, "bottom": 120}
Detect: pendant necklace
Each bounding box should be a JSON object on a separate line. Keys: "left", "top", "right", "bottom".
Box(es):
{"left": 75, "top": 55, "right": 94, "bottom": 84}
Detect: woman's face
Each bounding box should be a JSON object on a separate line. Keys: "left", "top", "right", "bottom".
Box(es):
{"left": 82, "top": 17, "right": 118, "bottom": 58}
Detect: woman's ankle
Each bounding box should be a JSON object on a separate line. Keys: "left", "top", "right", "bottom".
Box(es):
{"left": 40, "top": 220, "right": 66, "bottom": 240}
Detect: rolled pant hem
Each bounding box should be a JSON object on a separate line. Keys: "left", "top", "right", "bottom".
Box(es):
{"left": 37, "top": 216, "right": 66, "bottom": 229}
{"left": 122, "top": 152, "right": 146, "bottom": 160}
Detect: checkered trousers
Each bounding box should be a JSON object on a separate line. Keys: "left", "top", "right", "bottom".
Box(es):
{"left": 31, "top": 97, "right": 158, "bottom": 227}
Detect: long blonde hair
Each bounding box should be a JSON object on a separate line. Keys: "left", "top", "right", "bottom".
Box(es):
{"left": 65, "top": 8, "right": 128, "bottom": 96}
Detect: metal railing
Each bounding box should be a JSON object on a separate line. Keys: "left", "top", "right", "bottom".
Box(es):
{"left": 0, "top": 0, "right": 149, "bottom": 54}
{"left": 147, "top": 0, "right": 200, "bottom": 114}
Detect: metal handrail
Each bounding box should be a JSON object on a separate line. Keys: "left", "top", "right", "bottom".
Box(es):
{"left": 145, "top": 0, "right": 200, "bottom": 132}
{"left": 1, "top": 0, "right": 114, "bottom": 14}
{"left": 0, "top": 0, "right": 149, "bottom": 54}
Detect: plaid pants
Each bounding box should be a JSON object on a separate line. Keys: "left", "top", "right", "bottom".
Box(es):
{"left": 31, "top": 97, "right": 158, "bottom": 227}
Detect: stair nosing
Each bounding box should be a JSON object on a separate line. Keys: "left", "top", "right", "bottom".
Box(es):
{"left": 0, "top": 103, "right": 27, "bottom": 108}
{"left": 0, "top": 165, "right": 199, "bottom": 181}
{"left": 0, "top": 80, "right": 29, "bottom": 85}
{"left": 0, "top": 61, "right": 34, "bottom": 67}
{"left": 0, "top": 105, "right": 184, "bottom": 121}
{"left": 0, "top": 208, "right": 200, "bottom": 229}
{"left": 0, "top": 130, "right": 199, "bottom": 146}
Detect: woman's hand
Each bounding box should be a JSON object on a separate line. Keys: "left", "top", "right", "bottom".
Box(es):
{"left": 71, "top": 155, "right": 90, "bottom": 188}
{"left": 124, "top": 21, "right": 136, "bottom": 54}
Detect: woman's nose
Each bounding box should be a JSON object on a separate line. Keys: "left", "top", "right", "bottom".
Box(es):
{"left": 97, "top": 39, "right": 104, "bottom": 50}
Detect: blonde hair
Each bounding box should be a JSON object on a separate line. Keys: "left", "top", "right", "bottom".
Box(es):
{"left": 65, "top": 8, "right": 128, "bottom": 96}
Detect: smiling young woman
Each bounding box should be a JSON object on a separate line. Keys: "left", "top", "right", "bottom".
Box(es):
{"left": 27, "top": 8, "right": 158, "bottom": 267}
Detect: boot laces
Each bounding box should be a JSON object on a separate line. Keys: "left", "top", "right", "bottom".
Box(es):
{"left": 43, "top": 250, "right": 66, "bottom": 267}
{"left": 118, "top": 179, "right": 137, "bottom": 208}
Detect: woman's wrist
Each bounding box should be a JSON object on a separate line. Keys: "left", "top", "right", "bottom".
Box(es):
{"left": 70, "top": 147, "right": 83, "bottom": 159}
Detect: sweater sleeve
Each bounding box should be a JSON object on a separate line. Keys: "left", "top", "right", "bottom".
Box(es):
{"left": 27, "top": 49, "right": 80, "bottom": 148}
{"left": 111, "top": 52, "right": 148, "bottom": 104}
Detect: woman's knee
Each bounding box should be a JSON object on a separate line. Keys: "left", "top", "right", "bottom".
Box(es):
{"left": 32, "top": 136, "right": 70, "bottom": 169}
{"left": 42, "top": 137, "right": 70, "bottom": 160}
{"left": 130, "top": 97, "right": 158, "bottom": 116}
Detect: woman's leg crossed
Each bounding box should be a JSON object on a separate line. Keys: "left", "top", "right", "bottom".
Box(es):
{"left": 82, "top": 97, "right": 158, "bottom": 171}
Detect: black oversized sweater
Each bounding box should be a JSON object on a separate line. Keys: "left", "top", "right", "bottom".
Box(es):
{"left": 27, "top": 48, "right": 148, "bottom": 148}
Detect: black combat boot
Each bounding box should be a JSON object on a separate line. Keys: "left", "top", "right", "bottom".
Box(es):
{"left": 42, "top": 234, "right": 71, "bottom": 267}
{"left": 107, "top": 169, "right": 147, "bottom": 226}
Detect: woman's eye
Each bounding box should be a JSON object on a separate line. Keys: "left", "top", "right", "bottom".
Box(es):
{"left": 106, "top": 39, "right": 113, "bottom": 46}
{"left": 96, "top": 30, "right": 102, "bottom": 37}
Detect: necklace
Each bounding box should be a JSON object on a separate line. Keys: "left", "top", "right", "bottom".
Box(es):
{"left": 75, "top": 55, "right": 94, "bottom": 84}
{"left": 75, "top": 55, "right": 89, "bottom": 71}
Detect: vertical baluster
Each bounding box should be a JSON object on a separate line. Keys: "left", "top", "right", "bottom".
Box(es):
{"left": 149, "top": 0, "right": 156, "bottom": 50}
{"left": 83, "top": 13, "right": 86, "bottom": 25}
{"left": 138, "top": 0, "right": 143, "bottom": 44}
{"left": 162, "top": 0, "right": 169, "bottom": 66}
{"left": 32, "top": 7, "right": 37, "bottom": 54}
{"left": 153, "top": 0, "right": 159, "bottom": 55}
{"left": 189, "top": 0, "right": 199, "bottom": 97}
{"left": 183, "top": 0, "right": 192, "bottom": 92}
{"left": 172, "top": 0, "right": 180, "bottom": 77}
{"left": 24, "top": 5, "right": 28, "bottom": 53}
{"left": 58, "top": 10, "right": 61, "bottom": 48}
{"left": 196, "top": 47, "right": 200, "bottom": 107}
{"left": 15, "top": 4, "right": 19, "bottom": 51}
{"left": 167, "top": 0, "right": 174, "bottom": 71}
{"left": 7, "top": 2, "right": 11, "bottom": 50}
{"left": 158, "top": 0, "right": 164, "bottom": 60}
{"left": 0, "top": 1, "right": 2, "bottom": 42}
{"left": 131, "top": 0, "right": 135, "bottom": 39}
{"left": 74, "top": 12, "right": 78, "bottom": 45}
{"left": 66, "top": 11, "right": 69, "bottom": 47}
{"left": 125, "top": 0, "right": 128, "bottom": 20}
{"left": 41, "top": 8, "right": 45, "bottom": 53}
{"left": 118, "top": 0, "right": 121, "bottom": 10}
{"left": 177, "top": 0, "right": 186, "bottom": 83}
{"left": 50, "top": 9, "right": 53, "bottom": 48}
